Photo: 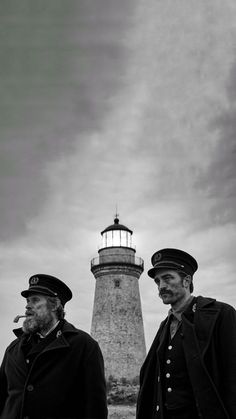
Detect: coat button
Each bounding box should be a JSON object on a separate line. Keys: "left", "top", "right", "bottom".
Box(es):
{"left": 156, "top": 405, "right": 159, "bottom": 411}
{"left": 168, "top": 345, "right": 172, "bottom": 350}
{"left": 166, "top": 373, "right": 170, "bottom": 378}
{"left": 166, "top": 359, "right": 171, "bottom": 364}
{"left": 27, "top": 384, "right": 34, "bottom": 392}
{"left": 167, "top": 387, "right": 172, "bottom": 392}
{"left": 26, "top": 359, "right": 30, "bottom": 364}
{"left": 157, "top": 375, "right": 160, "bottom": 382}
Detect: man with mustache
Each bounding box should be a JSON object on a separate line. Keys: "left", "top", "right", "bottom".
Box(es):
{"left": 0, "top": 274, "right": 108, "bottom": 419}
{"left": 136, "top": 248, "right": 236, "bottom": 419}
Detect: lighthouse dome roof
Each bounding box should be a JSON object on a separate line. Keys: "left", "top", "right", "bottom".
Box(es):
{"left": 101, "top": 217, "right": 133, "bottom": 235}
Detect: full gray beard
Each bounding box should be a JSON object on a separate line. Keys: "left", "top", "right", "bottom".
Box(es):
{"left": 22, "top": 311, "right": 55, "bottom": 335}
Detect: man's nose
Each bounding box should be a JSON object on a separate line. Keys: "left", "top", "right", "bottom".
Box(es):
{"left": 158, "top": 280, "right": 167, "bottom": 289}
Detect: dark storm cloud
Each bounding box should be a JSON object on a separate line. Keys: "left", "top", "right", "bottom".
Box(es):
{"left": 193, "top": 59, "right": 236, "bottom": 228}
{"left": 0, "top": 0, "right": 135, "bottom": 241}
{"left": 1, "top": 0, "right": 236, "bottom": 360}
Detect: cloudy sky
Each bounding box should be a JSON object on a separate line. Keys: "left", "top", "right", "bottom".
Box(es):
{"left": 1, "top": 0, "right": 236, "bottom": 360}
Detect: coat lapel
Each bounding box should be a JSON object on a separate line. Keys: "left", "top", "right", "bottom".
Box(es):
{"left": 39, "top": 322, "right": 78, "bottom": 354}
{"left": 42, "top": 333, "right": 70, "bottom": 353}
{"left": 183, "top": 296, "right": 220, "bottom": 356}
{"left": 182, "top": 296, "right": 221, "bottom": 356}
{"left": 194, "top": 307, "right": 220, "bottom": 356}
{"left": 156, "top": 316, "right": 170, "bottom": 361}
{"left": 181, "top": 305, "right": 229, "bottom": 419}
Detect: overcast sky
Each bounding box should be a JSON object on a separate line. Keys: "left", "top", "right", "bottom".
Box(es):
{"left": 1, "top": 0, "right": 236, "bottom": 360}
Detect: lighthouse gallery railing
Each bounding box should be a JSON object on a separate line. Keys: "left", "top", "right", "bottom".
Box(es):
{"left": 91, "top": 254, "right": 144, "bottom": 269}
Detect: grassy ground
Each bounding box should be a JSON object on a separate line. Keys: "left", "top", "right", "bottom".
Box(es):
{"left": 108, "top": 405, "right": 136, "bottom": 419}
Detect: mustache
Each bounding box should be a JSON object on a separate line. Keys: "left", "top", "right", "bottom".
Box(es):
{"left": 159, "top": 289, "right": 173, "bottom": 297}
{"left": 25, "top": 310, "right": 34, "bottom": 316}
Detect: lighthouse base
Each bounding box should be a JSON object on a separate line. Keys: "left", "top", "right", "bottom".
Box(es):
{"left": 108, "top": 404, "right": 136, "bottom": 419}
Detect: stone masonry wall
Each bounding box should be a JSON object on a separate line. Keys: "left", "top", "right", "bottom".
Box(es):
{"left": 91, "top": 251, "right": 146, "bottom": 381}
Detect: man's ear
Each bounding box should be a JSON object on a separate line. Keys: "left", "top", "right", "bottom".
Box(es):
{"left": 183, "top": 275, "right": 191, "bottom": 288}
{"left": 52, "top": 298, "right": 61, "bottom": 311}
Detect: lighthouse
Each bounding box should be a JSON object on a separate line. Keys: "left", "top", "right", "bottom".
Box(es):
{"left": 90, "top": 216, "right": 146, "bottom": 382}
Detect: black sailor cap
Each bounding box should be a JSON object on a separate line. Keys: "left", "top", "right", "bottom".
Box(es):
{"left": 21, "top": 274, "right": 72, "bottom": 306}
{"left": 148, "top": 248, "right": 198, "bottom": 278}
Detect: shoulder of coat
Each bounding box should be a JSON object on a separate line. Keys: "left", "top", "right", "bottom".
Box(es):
{"left": 62, "top": 320, "right": 98, "bottom": 344}
{"left": 196, "top": 295, "right": 235, "bottom": 313}
{"left": 195, "top": 295, "right": 216, "bottom": 309}
{"left": 5, "top": 336, "right": 21, "bottom": 353}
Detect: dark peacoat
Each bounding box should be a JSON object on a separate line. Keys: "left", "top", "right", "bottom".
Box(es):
{"left": 0, "top": 320, "right": 108, "bottom": 419}
{"left": 136, "top": 296, "right": 236, "bottom": 419}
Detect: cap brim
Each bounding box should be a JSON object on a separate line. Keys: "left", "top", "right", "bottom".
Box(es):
{"left": 21, "top": 286, "right": 57, "bottom": 298}
{"left": 148, "top": 262, "right": 186, "bottom": 278}
{"left": 147, "top": 267, "right": 156, "bottom": 278}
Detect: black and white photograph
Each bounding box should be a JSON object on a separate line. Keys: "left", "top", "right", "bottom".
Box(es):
{"left": 0, "top": 1, "right": 236, "bottom": 418}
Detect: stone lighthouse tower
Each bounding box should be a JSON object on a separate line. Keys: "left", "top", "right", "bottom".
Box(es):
{"left": 90, "top": 216, "right": 146, "bottom": 382}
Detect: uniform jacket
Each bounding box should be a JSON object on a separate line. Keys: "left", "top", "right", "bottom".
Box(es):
{"left": 0, "top": 320, "right": 108, "bottom": 419}
{"left": 136, "top": 296, "right": 236, "bottom": 419}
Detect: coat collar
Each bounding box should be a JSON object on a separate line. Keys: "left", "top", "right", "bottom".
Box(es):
{"left": 194, "top": 296, "right": 216, "bottom": 309}
{"left": 11, "top": 320, "right": 80, "bottom": 355}
{"left": 182, "top": 296, "right": 220, "bottom": 356}
{"left": 156, "top": 296, "right": 219, "bottom": 358}
{"left": 13, "top": 319, "right": 79, "bottom": 339}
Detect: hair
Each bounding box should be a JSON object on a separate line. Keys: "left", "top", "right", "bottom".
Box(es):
{"left": 46, "top": 296, "right": 65, "bottom": 319}
{"left": 177, "top": 271, "right": 194, "bottom": 293}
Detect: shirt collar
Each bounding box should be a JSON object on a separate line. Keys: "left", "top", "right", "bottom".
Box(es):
{"left": 37, "top": 320, "right": 60, "bottom": 339}
{"left": 168, "top": 295, "right": 194, "bottom": 322}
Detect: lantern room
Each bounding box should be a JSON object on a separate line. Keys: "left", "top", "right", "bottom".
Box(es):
{"left": 100, "top": 217, "right": 133, "bottom": 249}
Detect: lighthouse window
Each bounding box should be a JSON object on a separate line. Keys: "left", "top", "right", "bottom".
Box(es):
{"left": 113, "top": 230, "right": 121, "bottom": 246}
{"left": 106, "top": 231, "right": 113, "bottom": 247}
{"left": 114, "top": 279, "right": 120, "bottom": 288}
{"left": 121, "top": 230, "right": 127, "bottom": 246}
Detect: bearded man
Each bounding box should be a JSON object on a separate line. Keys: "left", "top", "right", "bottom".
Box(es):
{"left": 136, "top": 248, "right": 236, "bottom": 419}
{"left": 0, "top": 274, "right": 108, "bottom": 419}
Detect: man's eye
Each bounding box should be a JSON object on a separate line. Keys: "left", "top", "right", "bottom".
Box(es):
{"left": 31, "top": 298, "right": 40, "bottom": 303}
